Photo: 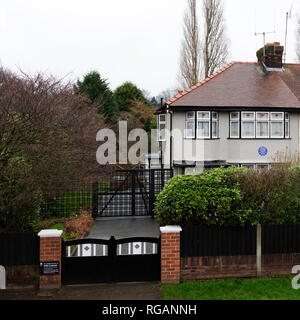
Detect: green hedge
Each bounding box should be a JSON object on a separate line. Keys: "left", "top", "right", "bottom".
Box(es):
{"left": 155, "top": 166, "right": 300, "bottom": 226}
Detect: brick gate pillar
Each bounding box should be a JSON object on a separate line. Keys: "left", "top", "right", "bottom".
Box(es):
{"left": 160, "top": 225, "right": 182, "bottom": 284}
{"left": 38, "top": 229, "right": 63, "bottom": 290}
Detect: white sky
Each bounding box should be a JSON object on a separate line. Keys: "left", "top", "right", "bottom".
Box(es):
{"left": 0, "top": 0, "right": 298, "bottom": 96}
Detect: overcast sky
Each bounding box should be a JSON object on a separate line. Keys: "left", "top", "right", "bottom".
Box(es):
{"left": 0, "top": 0, "right": 298, "bottom": 97}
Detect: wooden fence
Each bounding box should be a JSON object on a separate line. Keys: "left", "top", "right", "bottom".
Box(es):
{"left": 0, "top": 232, "right": 39, "bottom": 266}
{"left": 181, "top": 224, "right": 300, "bottom": 257}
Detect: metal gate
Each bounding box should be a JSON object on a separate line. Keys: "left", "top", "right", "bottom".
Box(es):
{"left": 92, "top": 169, "right": 173, "bottom": 218}
{"left": 62, "top": 236, "right": 160, "bottom": 285}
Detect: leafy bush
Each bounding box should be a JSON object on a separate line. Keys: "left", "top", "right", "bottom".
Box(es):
{"left": 155, "top": 167, "right": 252, "bottom": 227}
{"left": 155, "top": 166, "right": 300, "bottom": 226}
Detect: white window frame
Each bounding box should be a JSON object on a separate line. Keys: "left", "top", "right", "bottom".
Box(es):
{"left": 230, "top": 111, "right": 289, "bottom": 139}
{"left": 256, "top": 112, "right": 269, "bottom": 138}
{"left": 158, "top": 114, "right": 166, "bottom": 141}
{"left": 270, "top": 112, "right": 284, "bottom": 138}
{"left": 230, "top": 112, "right": 240, "bottom": 138}
{"left": 185, "top": 112, "right": 195, "bottom": 139}
{"left": 241, "top": 112, "right": 255, "bottom": 138}
{"left": 212, "top": 112, "right": 219, "bottom": 139}
{"left": 197, "top": 111, "right": 211, "bottom": 139}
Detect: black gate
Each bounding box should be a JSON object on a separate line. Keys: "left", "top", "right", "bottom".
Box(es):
{"left": 92, "top": 169, "right": 173, "bottom": 218}
{"left": 62, "top": 236, "right": 160, "bottom": 285}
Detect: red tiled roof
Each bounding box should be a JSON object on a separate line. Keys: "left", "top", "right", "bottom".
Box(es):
{"left": 167, "top": 62, "right": 300, "bottom": 108}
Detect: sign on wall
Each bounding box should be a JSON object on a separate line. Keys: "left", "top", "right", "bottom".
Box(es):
{"left": 258, "top": 146, "right": 268, "bottom": 157}
{"left": 40, "top": 262, "right": 59, "bottom": 275}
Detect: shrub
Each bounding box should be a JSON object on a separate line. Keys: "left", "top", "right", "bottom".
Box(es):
{"left": 155, "top": 167, "right": 252, "bottom": 227}
{"left": 64, "top": 210, "right": 94, "bottom": 239}
{"left": 155, "top": 166, "right": 300, "bottom": 227}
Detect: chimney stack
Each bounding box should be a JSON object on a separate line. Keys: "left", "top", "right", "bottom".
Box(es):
{"left": 256, "top": 42, "right": 284, "bottom": 69}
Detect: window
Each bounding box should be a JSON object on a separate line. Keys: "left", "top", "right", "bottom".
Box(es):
{"left": 212, "top": 112, "right": 219, "bottom": 138}
{"left": 185, "top": 112, "right": 195, "bottom": 139}
{"left": 256, "top": 112, "right": 269, "bottom": 138}
{"left": 197, "top": 111, "right": 210, "bottom": 138}
{"left": 158, "top": 114, "right": 166, "bottom": 141}
{"left": 230, "top": 112, "right": 239, "bottom": 138}
{"left": 270, "top": 112, "right": 284, "bottom": 138}
{"left": 185, "top": 111, "right": 219, "bottom": 139}
{"left": 230, "top": 111, "right": 289, "bottom": 139}
{"left": 241, "top": 112, "right": 255, "bottom": 138}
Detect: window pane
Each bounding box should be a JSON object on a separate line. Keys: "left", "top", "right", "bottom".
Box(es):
{"left": 212, "top": 112, "right": 218, "bottom": 120}
{"left": 197, "top": 111, "right": 210, "bottom": 120}
{"left": 270, "top": 112, "right": 283, "bottom": 121}
{"left": 197, "top": 121, "right": 210, "bottom": 137}
{"left": 271, "top": 122, "right": 283, "bottom": 137}
{"left": 285, "top": 121, "right": 289, "bottom": 137}
{"left": 256, "top": 122, "right": 269, "bottom": 137}
{"left": 256, "top": 164, "right": 269, "bottom": 170}
{"left": 242, "top": 122, "right": 255, "bottom": 137}
{"left": 186, "top": 121, "right": 195, "bottom": 138}
{"left": 285, "top": 112, "right": 289, "bottom": 120}
{"left": 242, "top": 112, "right": 255, "bottom": 120}
{"left": 159, "top": 114, "right": 166, "bottom": 122}
{"left": 230, "top": 122, "right": 239, "bottom": 137}
{"left": 256, "top": 112, "right": 269, "bottom": 120}
{"left": 230, "top": 112, "right": 239, "bottom": 120}
{"left": 241, "top": 164, "right": 255, "bottom": 169}
{"left": 212, "top": 122, "right": 218, "bottom": 138}
{"left": 186, "top": 112, "right": 195, "bottom": 120}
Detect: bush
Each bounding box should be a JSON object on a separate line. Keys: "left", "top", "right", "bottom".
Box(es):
{"left": 155, "top": 166, "right": 300, "bottom": 227}
{"left": 64, "top": 210, "right": 94, "bottom": 239}
{"left": 155, "top": 167, "right": 252, "bottom": 227}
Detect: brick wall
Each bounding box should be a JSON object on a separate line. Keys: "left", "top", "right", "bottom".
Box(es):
{"left": 38, "top": 230, "right": 62, "bottom": 290}
{"left": 160, "top": 226, "right": 182, "bottom": 284}
{"left": 181, "top": 254, "right": 300, "bottom": 281}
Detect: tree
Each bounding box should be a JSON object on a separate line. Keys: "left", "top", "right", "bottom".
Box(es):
{"left": 0, "top": 68, "right": 101, "bottom": 232}
{"left": 178, "top": 0, "right": 229, "bottom": 88}
{"left": 76, "top": 71, "right": 119, "bottom": 122}
{"left": 179, "top": 0, "right": 201, "bottom": 89}
{"left": 202, "top": 0, "right": 229, "bottom": 78}
{"left": 114, "top": 82, "right": 148, "bottom": 112}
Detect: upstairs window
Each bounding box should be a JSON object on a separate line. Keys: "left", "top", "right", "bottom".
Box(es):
{"left": 158, "top": 114, "right": 166, "bottom": 141}
{"left": 185, "top": 112, "right": 195, "bottom": 139}
{"left": 185, "top": 111, "right": 219, "bottom": 139}
{"left": 230, "top": 111, "right": 289, "bottom": 139}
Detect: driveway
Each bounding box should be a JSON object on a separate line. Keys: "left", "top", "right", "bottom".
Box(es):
{"left": 87, "top": 216, "right": 160, "bottom": 239}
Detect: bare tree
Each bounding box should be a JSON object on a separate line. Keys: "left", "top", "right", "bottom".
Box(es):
{"left": 202, "top": 0, "right": 229, "bottom": 78}
{"left": 179, "top": 0, "right": 201, "bottom": 89}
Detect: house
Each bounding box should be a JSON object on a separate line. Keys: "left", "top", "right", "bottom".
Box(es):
{"left": 155, "top": 42, "right": 300, "bottom": 175}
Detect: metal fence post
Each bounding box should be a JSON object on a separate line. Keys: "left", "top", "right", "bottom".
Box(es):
{"left": 108, "top": 236, "right": 117, "bottom": 282}
{"left": 131, "top": 171, "right": 136, "bottom": 216}
{"left": 92, "top": 181, "right": 98, "bottom": 218}
{"left": 149, "top": 169, "right": 155, "bottom": 217}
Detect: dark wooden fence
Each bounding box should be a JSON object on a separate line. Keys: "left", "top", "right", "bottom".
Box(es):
{"left": 0, "top": 233, "right": 39, "bottom": 266}
{"left": 181, "top": 224, "right": 300, "bottom": 257}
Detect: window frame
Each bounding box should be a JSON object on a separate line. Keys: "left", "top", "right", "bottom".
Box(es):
{"left": 158, "top": 114, "right": 167, "bottom": 141}
{"left": 229, "top": 111, "right": 289, "bottom": 139}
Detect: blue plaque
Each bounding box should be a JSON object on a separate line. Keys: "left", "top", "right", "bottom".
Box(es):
{"left": 258, "top": 146, "right": 268, "bottom": 156}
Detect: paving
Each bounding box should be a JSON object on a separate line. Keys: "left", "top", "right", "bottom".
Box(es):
{"left": 0, "top": 282, "right": 162, "bottom": 300}
{"left": 88, "top": 216, "right": 160, "bottom": 239}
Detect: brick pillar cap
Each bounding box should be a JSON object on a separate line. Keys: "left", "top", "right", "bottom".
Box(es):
{"left": 38, "top": 229, "right": 63, "bottom": 238}
{"left": 160, "top": 225, "right": 182, "bottom": 233}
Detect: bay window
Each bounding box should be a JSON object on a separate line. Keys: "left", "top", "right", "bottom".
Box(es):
{"left": 185, "top": 111, "right": 219, "bottom": 139}
{"left": 230, "top": 111, "right": 289, "bottom": 139}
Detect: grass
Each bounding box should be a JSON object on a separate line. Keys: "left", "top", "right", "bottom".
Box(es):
{"left": 162, "top": 277, "right": 300, "bottom": 300}
{"left": 36, "top": 217, "right": 68, "bottom": 240}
